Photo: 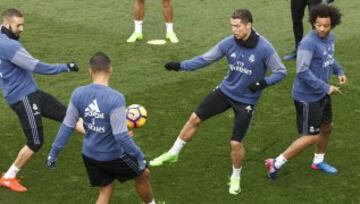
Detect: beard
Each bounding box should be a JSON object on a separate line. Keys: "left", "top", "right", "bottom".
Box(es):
{"left": 1, "top": 26, "right": 20, "bottom": 40}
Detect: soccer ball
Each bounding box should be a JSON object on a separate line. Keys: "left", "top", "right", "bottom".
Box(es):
{"left": 126, "top": 104, "right": 148, "bottom": 128}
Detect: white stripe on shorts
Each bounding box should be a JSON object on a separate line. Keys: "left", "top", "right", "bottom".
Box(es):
{"left": 23, "top": 97, "right": 40, "bottom": 144}
{"left": 301, "top": 101, "right": 309, "bottom": 135}
{"left": 121, "top": 154, "right": 139, "bottom": 173}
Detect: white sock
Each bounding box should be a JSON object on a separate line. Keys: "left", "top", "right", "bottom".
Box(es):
{"left": 3, "top": 164, "right": 20, "bottom": 179}
{"left": 313, "top": 153, "right": 325, "bottom": 164}
{"left": 274, "top": 154, "right": 287, "bottom": 169}
{"left": 134, "top": 20, "right": 143, "bottom": 34}
{"left": 168, "top": 137, "right": 186, "bottom": 155}
{"left": 231, "top": 166, "right": 242, "bottom": 179}
{"left": 165, "top": 23, "right": 174, "bottom": 33}
{"left": 145, "top": 199, "right": 156, "bottom": 204}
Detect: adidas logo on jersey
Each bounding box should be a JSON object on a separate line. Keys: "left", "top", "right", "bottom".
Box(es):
{"left": 85, "top": 99, "right": 104, "bottom": 119}
{"left": 230, "top": 52, "right": 236, "bottom": 58}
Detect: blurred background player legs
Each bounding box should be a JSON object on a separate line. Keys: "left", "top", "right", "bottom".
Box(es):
{"left": 127, "top": 0, "right": 179, "bottom": 43}
{"left": 162, "top": 0, "right": 178, "bottom": 43}
{"left": 127, "top": 0, "right": 145, "bottom": 42}
{"left": 283, "top": 0, "right": 322, "bottom": 61}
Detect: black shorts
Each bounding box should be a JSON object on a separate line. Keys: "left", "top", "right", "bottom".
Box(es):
{"left": 195, "top": 88, "right": 255, "bottom": 142}
{"left": 10, "top": 90, "right": 67, "bottom": 151}
{"left": 82, "top": 154, "right": 145, "bottom": 187}
{"left": 294, "top": 95, "right": 332, "bottom": 135}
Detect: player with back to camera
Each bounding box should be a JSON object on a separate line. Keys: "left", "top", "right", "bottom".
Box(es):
{"left": 46, "top": 52, "right": 156, "bottom": 204}
{"left": 149, "top": 9, "right": 287, "bottom": 195}
{"left": 127, "top": 0, "right": 179, "bottom": 43}
{"left": 266, "top": 4, "right": 347, "bottom": 179}
{"left": 0, "top": 8, "right": 84, "bottom": 192}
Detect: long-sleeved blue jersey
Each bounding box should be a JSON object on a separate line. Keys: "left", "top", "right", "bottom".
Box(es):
{"left": 180, "top": 34, "right": 287, "bottom": 105}
{"left": 49, "top": 83, "right": 145, "bottom": 163}
{"left": 0, "top": 31, "right": 69, "bottom": 104}
{"left": 292, "top": 30, "right": 345, "bottom": 102}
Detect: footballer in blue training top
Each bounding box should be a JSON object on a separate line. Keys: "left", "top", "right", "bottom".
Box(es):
{"left": 47, "top": 52, "right": 156, "bottom": 204}
{"left": 0, "top": 8, "right": 82, "bottom": 192}
{"left": 266, "top": 4, "right": 347, "bottom": 180}
{"left": 150, "top": 9, "right": 287, "bottom": 195}
{"left": 292, "top": 29, "right": 344, "bottom": 102}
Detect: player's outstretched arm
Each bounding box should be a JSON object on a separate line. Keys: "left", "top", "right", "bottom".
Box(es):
{"left": 10, "top": 46, "right": 79, "bottom": 74}
{"left": 171, "top": 42, "right": 225, "bottom": 71}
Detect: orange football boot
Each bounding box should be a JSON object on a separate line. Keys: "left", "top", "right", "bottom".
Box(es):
{"left": 0, "top": 177, "right": 27, "bottom": 192}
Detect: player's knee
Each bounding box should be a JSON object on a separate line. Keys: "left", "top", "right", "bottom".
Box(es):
{"left": 27, "top": 141, "right": 44, "bottom": 152}
{"left": 138, "top": 168, "right": 151, "bottom": 181}
{"left": 321, "top": 123, "right": 333, "bottom": 134}
{"left": 189, "top": 113, "right": 201, "bottom": 126}
{"left": 230, "top": 140, "right": 243, "bottom": 150}
{"left": 311, "top": 135, "right": 320, "bottom": 144}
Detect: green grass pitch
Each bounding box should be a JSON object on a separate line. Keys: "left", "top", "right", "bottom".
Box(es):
{"left": 0, "top": 0, "right": 359, "bottom": 203}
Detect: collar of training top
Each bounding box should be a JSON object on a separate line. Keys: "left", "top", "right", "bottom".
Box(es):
{"left": 0, "top": 26, "right": 20, "bottom": 40}
{"left": 234, "top": 29, "right": 259, "bottom": 49}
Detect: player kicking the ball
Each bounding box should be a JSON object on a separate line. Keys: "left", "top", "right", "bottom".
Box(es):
{"left": 0, "top": 8, "right": 84, "bottom": 192}
{"left": 265, "top": 4, "right": 347, "bottom": 179}
{"left": 149, "top": 9, "right": 287, "bottom": 195}
{"left": 46, "top": 52, "right": 156, "bottom": 204}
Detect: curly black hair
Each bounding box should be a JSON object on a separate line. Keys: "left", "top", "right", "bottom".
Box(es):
{"left": 309, "top": 4, "right": 342, "bottom": 29}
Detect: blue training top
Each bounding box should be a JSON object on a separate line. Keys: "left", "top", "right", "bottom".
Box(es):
{"left": 0, "top": 30, "right": 69, "bottom": 104}
{"left": 292, "top": 30, "right": 345, "bottom": 102}
{"left": 48, "top": 84, "right": 145, "bottom": 165}
{"left": 180, "top": 34, "right": 287, "bottom": 105}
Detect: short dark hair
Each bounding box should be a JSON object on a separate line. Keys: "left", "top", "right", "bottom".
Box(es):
{"left": 231, "top": 9, "right": 253, "bottom": 24}
{"left": 309, "top": 4, "right": 342, "bottom": 28}
{"left": 89, "top": 52, "right": 112, "bottom": 71}
{"left": 2, "top": 8, "right": 23, "bottom": 19}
